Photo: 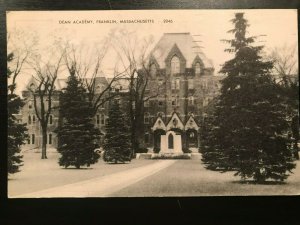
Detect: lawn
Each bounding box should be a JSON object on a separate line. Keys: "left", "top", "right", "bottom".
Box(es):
{"left": 111, "top": 159, "right": 300, "bottom": 196}
{"left": 8, "top": 151, "right": 154, "bottom": 197}
{"left": 8, "top": 151, "right": 300, "bottom": 197}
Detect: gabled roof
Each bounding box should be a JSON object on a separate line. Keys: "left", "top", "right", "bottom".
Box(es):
{"left": 150, "top": 33, "right": 214, "bottom": 69}
{"left": 166, "top": 112, "right": 185, "bottom": 130}
{"left": 184, "top": 116, "right": 199, "bottom": 131}
{"left": 151, "top": 117, "right": 166, "bottom": 131}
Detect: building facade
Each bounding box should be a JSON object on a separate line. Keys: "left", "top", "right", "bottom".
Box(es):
{"left": 142, "top": 33, "right": 223, "bottom": 151}
{"left": 20, "top": 33, "right": 224, "bottom": 152}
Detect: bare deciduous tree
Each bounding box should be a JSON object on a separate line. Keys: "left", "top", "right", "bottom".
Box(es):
{"left": 64, "top": 41, "right": 126, "bottom": 116}
{"left": 270, "top": 43, "right": 299, "bottom": 159}
{"left": 7, "top": 29, "right": 38, "bottom": 95}
{"left": 109, "top": 29, "right": 164, "bottom": 154}
{"left": 28, "top": 49, "right": 65, "bottom": 159}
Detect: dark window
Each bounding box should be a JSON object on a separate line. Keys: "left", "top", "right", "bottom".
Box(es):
{"left": 158, "top": 101, "right": 163, "bottom": 106}
{"left": 49, "top": 115, "right": 53, "bottom": 125}
{"left": 144, "top": 113, "right": 150, "bottom": 124}
{"left": 168, "top": 134, "right": 174, "bottom": 149}
{"left": 49, "top": 133, "right": 52, "bottom": 144}
{"left": 29, "top": 101, "right": 32, "bottom": 109}
{"left": 96, "top": 114, "right": 100, "bottom": 124}
{"left": 101, "top": 114, "right": 105, "bottom": 125}
{"left": 31, "top": 134, "right": 35, "bottom": 145}
{"left": 32, "top": 115, "right": 36, "bottom": 123}
{"left": 144, "top": 133, "right": 149, "bottom": 144}
{"left": 28, "top": 115, "right": 31, "bottom": 125}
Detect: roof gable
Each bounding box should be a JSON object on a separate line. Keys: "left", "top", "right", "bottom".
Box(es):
{"left": 185, "top": 116, "right": 199, "bottom": 131}
{"left": 150, "top": 33, "right": 213, "bottom": 69}
{"left": 151, "top": 117, "right": 166, "bottom": 131}
{"left": 166, "top": 112, "right": 184, "bottom": 130}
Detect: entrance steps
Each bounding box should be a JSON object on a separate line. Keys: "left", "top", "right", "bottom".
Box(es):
{"left": 136, "top": 152, "right": 202, "bottom": 160}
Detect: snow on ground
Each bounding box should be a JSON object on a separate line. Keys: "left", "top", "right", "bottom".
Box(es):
{"left": 13, "top": 160, "right": 176, "bottom": 198}
{"left": 8, "top": 150, "right": 300, "bottom": 197}
{"left": 8, "top": 151, "right": 154, "bottom": 197}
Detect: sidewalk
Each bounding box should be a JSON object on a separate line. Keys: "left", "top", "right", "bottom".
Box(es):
{"left": 13, "top": 160, "right": 176, "bottom": 198}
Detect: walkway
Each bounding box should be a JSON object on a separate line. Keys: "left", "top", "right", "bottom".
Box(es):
{"left": 14, "top": 160, "right": 176, "bottom": 198}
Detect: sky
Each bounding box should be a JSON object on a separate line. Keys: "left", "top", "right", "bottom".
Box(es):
{"left": 7, "top": 9, "right": 298, "bottom": 94}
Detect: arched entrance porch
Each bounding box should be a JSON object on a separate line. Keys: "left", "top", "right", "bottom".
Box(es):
{"left": 186, "top": 129, "right": 198, "bottom": 148}
{"left": 153, "top": 129, "right": 166, "bottom": 153}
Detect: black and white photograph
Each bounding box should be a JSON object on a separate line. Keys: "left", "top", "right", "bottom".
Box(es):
{"left": 7, "top": 9, "right": 299, "bottom": 198}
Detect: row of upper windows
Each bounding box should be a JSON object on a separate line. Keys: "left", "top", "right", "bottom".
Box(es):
{"left": 144, "top": 96, "right": 195, "bottom": 107}
{"left": 96, "top": 114, "right": 106, "bottom": 125}
{"left": 150, "top": 56, "right": 202, "bottom": 76}
{"left": 27, "top": 133, "right": 53, "bottom": 145}
{"left": 27, "top": 115, "right": 53, "bottom": 125}
{"left": 171, "top": 79, "right": 194, "bottom": 90}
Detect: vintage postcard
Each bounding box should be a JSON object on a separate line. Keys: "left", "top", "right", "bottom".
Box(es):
{"left": 7, "top": 9, "right": 299, "bottom": 197}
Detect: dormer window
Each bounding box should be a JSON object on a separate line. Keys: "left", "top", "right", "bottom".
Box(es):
{"left": 171, "top": 56, "right": 180, "bottom": 75}
{"left": 195, "top": 62, "right": 201, "bottom": 75}
{"left": 30, "top": 83, "right": 35, "bottom": 89}
{"left": 96, "top": 85, "right": 102, "bottom": 93}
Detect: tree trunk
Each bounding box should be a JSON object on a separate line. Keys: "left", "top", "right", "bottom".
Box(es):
{"left": 41, "top": 125, "right": 47, "bottom": 159}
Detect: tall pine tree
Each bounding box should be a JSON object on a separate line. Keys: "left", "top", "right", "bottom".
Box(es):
{"left": 7, "top": 52, "right": 28, "bottom": 174}
{"left": 103, "top": 100, "right": 132, "bottom": 163}
{"left": 201, "top": 13, "right": 295, "bottom": 183}
{"left": 55, "top": 67, "right": 100, "bottom": 168}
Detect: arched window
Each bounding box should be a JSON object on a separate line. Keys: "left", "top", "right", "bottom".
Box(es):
{"left": 195, "top": 62, "right": 201, "bottom": 75}
{"left": 144, "top": 112, "right": 150, "bottom": 124}
{"left": 188, "top": 112, "right": 194, "bottom": 117}
{"left": 150, "top": 63, "right": 156, "bottom": 77}
{"left": 32, "top": 115, "right": 36, "bottom": 124}
{"left": 189, "top": 96, "right": 194, "bottom": 105}
{"left": 168, "top": 133, "right": 174, "bottom": 149}
{"left": 171, "top": 56, "right": 180, "bottom": 75}
{"left": 30, "top": 83, "right": 35, "bottom": 90}
{"left": 157, "top": 112, "right": 165, "bottom": 118}
{"left": 28, "top": 115, "right": 31, "bottom": 125}
{"left": 96, "top": 85, "right": 103, "bottom": 93}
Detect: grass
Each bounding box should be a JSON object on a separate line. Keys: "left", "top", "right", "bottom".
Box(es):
{"left": 111, "top": 159, "right": 300, "bottom": 196}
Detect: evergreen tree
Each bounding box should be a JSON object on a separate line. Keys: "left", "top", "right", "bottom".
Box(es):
{"left": 103, "top": 100, "right": 132, "bottom": 163}
{"left": 201, "top": 13, "right": 295, "bottom": 183}
{"left": 7, "top": 52, "right": 28, "bottom": 174}
{"left": 55, "top": 67, "right": 100, "bottom": 168}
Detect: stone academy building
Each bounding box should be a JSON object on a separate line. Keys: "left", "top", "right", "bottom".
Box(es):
{"left": 20, "top": 33, "right": 224, "bottom": 152}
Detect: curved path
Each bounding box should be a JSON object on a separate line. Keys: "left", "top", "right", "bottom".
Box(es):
{"left": 14, "top": 160, "right": 176, "bottom": 198}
